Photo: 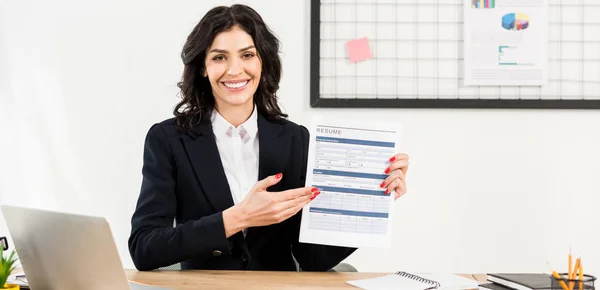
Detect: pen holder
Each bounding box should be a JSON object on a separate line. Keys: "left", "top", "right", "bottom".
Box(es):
{"left": 551, "top": 273, "right": 596, "bottom": 290}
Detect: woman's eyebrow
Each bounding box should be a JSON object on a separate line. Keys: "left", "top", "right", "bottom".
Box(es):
{"left": 209, "top": 45, "right": 255, "bottom": 54}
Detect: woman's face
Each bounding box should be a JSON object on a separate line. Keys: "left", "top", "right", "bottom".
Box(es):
{"left": 204, "top": 25, "right": 262, "bottom": 112}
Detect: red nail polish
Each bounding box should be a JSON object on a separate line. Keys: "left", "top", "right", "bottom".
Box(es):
{"left": 275, "top": 173, "right": 282, "bottom": 179}
{"left": 385, "top": 189, "right": 389, "bottom": 195}
{"left": 389, "top": 156, "right": 396, "bottom": 162}
{"left": 311, "top": 187, "right": 318, "bottom": 192}
{"left": 380, "top": 181, "right": 385, "bottom": 188}
{"left": 384, "top": 168, "right": 390, "bottom": 174}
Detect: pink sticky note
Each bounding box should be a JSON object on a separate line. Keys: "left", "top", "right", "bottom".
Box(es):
{"left": 346, "top": 37, "right": 372, "bottom": 63}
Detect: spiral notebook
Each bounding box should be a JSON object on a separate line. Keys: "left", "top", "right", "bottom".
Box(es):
{"left": 346, "top": 271, "right": 482, "bottom": 290}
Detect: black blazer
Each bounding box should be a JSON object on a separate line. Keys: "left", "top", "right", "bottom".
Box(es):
{"left": 128, "top": 112, "right": 356, "bottom": 271}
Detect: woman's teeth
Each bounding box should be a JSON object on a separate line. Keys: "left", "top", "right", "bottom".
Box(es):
{"left": 223, "top": 80, "right": 249, "bottom": 88}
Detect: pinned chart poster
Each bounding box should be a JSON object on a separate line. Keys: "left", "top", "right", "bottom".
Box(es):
{"left": 463, "top": 0, "right": 549, "bottom": 86}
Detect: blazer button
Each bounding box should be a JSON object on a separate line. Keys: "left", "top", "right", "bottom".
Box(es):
{"left": 241, "top": 255, "right": 248, "bottom": 262}
{"left": 212, "top": 250, "right": 222, "bottom": 256}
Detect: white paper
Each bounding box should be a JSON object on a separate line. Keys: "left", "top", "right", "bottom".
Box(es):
{"left": 346, "top": 275, "right": 432, "bottom": 290}
{"left": 463, "top": 0, "right": 548, "bottom": 86}
{"left": 298, "top": 116, "right": 401, "bottom": 248}
{"left": 346, "top": 273, "right": 482, "bottom": 290}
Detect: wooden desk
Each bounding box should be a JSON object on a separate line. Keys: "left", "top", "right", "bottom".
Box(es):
{"left": 126, "top": 270, "right": 487, "bottom": 290}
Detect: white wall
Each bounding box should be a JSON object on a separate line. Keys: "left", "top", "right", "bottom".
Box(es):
{"left": 1, "top": 0, "right": 599, "bottom": 277}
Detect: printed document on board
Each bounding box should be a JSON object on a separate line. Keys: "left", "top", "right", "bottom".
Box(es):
{"left": 464, "top": 0, "right": 548, "bottom": 85}
{"left": 299, "top": 116, "right": 401, "bottom": 248}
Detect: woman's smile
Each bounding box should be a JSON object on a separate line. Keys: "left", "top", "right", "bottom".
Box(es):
{"left": 221, "top": 79, "right": 250, "bottom": 92}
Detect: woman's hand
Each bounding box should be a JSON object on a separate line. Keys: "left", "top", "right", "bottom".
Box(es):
{"left": 380, "top": 153, "right": 409, "bottom": 200}
{"left": 223, "top": 173, "right": 319, "bottom": 237}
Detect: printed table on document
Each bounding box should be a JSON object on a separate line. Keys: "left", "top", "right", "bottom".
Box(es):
{"left": 309, "top": 134, "right": 394, "bottom": 235}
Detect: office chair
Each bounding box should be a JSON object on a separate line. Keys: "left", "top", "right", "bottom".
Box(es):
{"left": 292, "top": 253, "right": 357, "bottom": 272}
{"left": 158, "top": 263, "right": 181, "bottom": 271}
{"left": 327, "top": 262, "right": 358, "bottom": 272}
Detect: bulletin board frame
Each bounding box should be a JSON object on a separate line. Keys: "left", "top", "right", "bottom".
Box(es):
{"left": 309, "top": 0, "right": 600, "bottom": 109}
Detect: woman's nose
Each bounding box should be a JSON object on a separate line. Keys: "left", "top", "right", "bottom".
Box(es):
{"left": 227, "top": 59, "right": 242, "bottom": 76}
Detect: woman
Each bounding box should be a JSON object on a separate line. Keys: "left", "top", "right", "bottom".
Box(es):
{"left": 128, "top": 4, "right": 409, "bottom": 272}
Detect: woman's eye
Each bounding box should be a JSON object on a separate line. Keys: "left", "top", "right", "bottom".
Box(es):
{"left": 243, "top": 53, "right": 254, "bottom": 58}
{"left": 213, "top": 55, "right": 225, "bottom": 61}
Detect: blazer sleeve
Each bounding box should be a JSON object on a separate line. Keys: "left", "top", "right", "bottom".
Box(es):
{"left": 290, "top": 125, "right": 358, "bottom": 272}
{"left": 128, "top": 123, "right": 231, "bottom": 271}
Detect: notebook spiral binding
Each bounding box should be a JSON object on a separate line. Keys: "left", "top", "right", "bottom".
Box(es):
{"left": 395, "top": 271, "right": 442, "bottom": 289}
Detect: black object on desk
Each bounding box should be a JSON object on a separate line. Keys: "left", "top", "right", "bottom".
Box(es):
{"left": 551, "top": 273, "right": 596, "bottom": 290}
{"left": 1, "top": 236, "right": 7, "bottom": 250}
{"left": 487, "top": 273, "right": 596, "bottom": 290}
{"left": 488, "top": 273, "right": 554, "bottom": 290}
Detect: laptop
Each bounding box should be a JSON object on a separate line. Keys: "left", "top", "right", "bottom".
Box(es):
{"left": 1, "top": 205, "right": 171, "bottom": 290}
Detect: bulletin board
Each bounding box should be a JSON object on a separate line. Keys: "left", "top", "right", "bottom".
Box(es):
{"left": 310, "top": 0, "right": 600, "bottom": 109}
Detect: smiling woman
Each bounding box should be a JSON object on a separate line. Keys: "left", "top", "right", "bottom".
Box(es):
{"left": 174, "top": 4, "right": 287, "bottom": 130}
{"left": 203, "top": 27, "right": 262, "bottom": 124}
{"left": 126, "top": 3, "right": 399, "bottom": 273}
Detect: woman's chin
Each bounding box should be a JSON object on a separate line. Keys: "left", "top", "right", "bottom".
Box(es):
{"left": 218, "top": 96, "right": 254, "bottom": 108}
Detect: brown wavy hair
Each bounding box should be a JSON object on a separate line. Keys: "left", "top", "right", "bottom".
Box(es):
{"left": 173, "top": 4, "right": 288, "bottom": 132}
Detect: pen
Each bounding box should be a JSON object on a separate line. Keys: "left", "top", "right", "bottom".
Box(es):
{"left": 571, "top": 257, "right": 580, "bottom": 290}
{"left": 569, "top": 249, "right": 574, "bottom": 290}
{"left": 578, "top": 258, "right": 583, "bottom": 290}
{"left": 547, "top": 262, "right": 569, "bottom": 290}
{"left": 551, "top": 270, "right": 570, "bottom": 290}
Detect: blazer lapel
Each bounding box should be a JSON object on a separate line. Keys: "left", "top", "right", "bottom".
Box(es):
{"left": 245, "top": 114, "right": 291, "bottom": 250}
{"left": 182, "top": 121, "right": 234, "bottom": 213}
{"left": 257, "top": 114, "right": 290, "bottom": 190}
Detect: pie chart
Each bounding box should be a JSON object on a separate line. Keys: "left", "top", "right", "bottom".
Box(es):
{"left": 502, "top": 13, "right": 530, "bottom": 31}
